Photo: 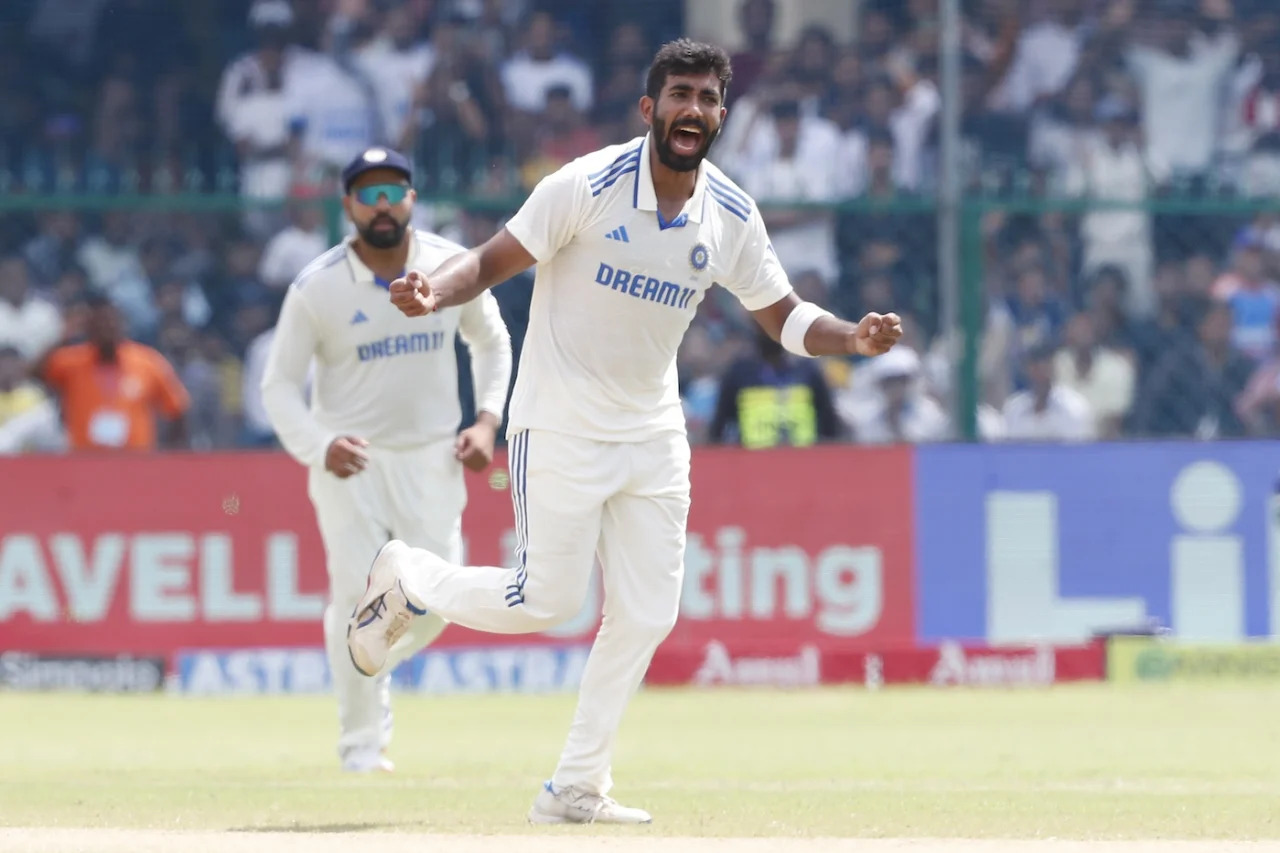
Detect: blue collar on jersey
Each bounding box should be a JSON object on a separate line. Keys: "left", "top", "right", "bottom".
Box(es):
{"left": 373, "top": 269, "right": 405, "bottom": 290}
{"left": 656, "top": 208, "right": 689, "bottom": 230}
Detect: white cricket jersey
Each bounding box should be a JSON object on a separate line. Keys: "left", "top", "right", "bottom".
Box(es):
{"left": 503, "top": 133, "right": 793, "bottom": 442}
{"left": 261, "top": 228, "right": 512, "bottom": 468}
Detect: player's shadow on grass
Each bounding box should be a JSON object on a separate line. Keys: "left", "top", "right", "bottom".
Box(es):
{"left": 231, "top": 822, "right": 402, "bottom": 833}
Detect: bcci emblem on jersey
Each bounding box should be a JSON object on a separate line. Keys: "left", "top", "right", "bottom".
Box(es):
{"left": 689, "top": 243, "right": 710, "bottom": 272}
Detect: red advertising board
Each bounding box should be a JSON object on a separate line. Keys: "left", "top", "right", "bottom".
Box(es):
{"left": 644, "top": 639, "right": 1107, "bottom": 687}
{"left": 672, "top": 445, "right": 915, "bottom": 651}
{"left": 0, "top": 445, "right": 915, "bottom": 654}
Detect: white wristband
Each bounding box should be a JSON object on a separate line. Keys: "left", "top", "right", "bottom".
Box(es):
{"left": 779, "top": 301, "right": 833, "bottom": 357}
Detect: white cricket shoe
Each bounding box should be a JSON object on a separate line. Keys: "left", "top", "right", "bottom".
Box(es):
{"left": 341, "top": 751, "right": 394, "bottom": 773}
{"left": 527, "top": 781, "right": 652, "bottom": 825}
{"left": 347, "top": 540, "right": 424, "bottom": 677}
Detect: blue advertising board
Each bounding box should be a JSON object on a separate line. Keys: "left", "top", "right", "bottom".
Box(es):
{"left": 174, "top": 645, "right": 590, "bottom": 694}
{"left": 914, "top": 442, "right": 1280, "bottom": 643}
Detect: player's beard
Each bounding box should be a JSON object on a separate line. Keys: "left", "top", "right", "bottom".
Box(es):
{"left": 359, "top": 214, "right": 408, "bottom": 249}
{"left": 652, "top": 114, "right": 719, "bottom": 172}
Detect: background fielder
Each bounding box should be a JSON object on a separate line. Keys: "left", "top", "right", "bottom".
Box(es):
{"left": 350, "top": 40, "right": 901, "bottom": 821}
{"left": 262, "top": 147, "right": 512, "bottom": 773}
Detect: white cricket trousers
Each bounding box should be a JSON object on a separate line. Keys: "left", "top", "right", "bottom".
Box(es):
{"left": 397, "top": 429, "right": 691, "bottom": 795}
{"left": 308, "top": 438, "right": 458, "bottom": 762}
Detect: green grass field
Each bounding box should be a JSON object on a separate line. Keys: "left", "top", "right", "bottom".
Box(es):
{"left": 1, "top": 683, "right": 1278, "bottom": 850}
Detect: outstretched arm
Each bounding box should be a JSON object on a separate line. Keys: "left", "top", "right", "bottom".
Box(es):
{"left": 751, "top": 291, "right": 903, "bottom": 358}
{"left": 723, "top": 206, "right": 902, "bottom": 359}
{"left": 390, "top": 228, "right": 536, "bottom": 316}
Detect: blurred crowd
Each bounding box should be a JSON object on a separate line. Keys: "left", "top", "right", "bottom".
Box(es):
{"left": 4, "top": 0, "right": 1280, "bottom": 454}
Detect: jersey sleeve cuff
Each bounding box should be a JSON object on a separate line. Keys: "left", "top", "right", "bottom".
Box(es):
{"left": 503, "top": 219, "right": 550, "bottom": 265}
{"left": 736, "top": 282, "right": 795, "bottom": 313}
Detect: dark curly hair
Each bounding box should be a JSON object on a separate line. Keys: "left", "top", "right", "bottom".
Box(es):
{"left": 645, "top": 38, "right": 733, "bottom": 101}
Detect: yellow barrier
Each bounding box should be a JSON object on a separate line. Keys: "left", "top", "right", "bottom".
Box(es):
{"left": 1107, "top": 636, "right": 1280, "bottom": 683}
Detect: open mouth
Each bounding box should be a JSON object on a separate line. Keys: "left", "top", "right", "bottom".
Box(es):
{"left": 670, "top": 124, "right": 704, "bottom": 156}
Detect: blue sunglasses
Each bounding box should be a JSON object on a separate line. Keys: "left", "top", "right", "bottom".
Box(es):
{"left": 352, "top": 183, "right": 410, "bottom": 205}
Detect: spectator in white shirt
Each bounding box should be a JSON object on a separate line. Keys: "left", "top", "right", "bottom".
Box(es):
{"left": 76, "top": 213, "right": 141, "bottom": 310}
{"left": 1063, "top": 95, "right": 1165, "bottom": 317}
{"left": 1002, "top": 342, "right": 1095, "bottom": 442}
{"left": 1028, "top": 73, "right": 1098, "bottom": 190}
{"left": 734, "top": 96, "right": 845, "bottom": 286}
{"left": 258, "top": 186, "right": 329, "bottom": 291}
{"left": 273, "top": 8, "right": 387, "bottom": 181}
{"left": 71, "top": 224, "right": 154, "bottom": 336}
{"left": 0, "top": 257, "right": 63, "bottom": 362}
{"left": 216, "top": 0, "right": 315, "bottom": 234}
{"left": 500, "top": 11, "right": 592, "bottom": 115}
{"left": 1107, "top": 0, "right": 1239, "bottom": 179}
{"left": 847, "top": 346, "right": 951, "bottom": 444}
{"left": 353, "top": 0, "right": 435, "bottom": 147}
{"left": 989, "top": 0, "right": 1087, "bottom": 112}
{"left": 1054, "top": 312, "right": 1136, "bottom": 439}
{"left": 285, "top": 54, "right": 379, "bottom": 177}
{"left": 862, "top": 70, "right": 940, "bottom": 192}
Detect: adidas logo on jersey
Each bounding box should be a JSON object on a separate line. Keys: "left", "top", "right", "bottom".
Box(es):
{"left": 605, "top": 225, "right": 630, "bottom": 243}
{"left": 351, "top": 310, "right": 369, "bottom": 325}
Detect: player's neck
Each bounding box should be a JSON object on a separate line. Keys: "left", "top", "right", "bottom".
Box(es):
{"left": 648, "top": 146, "right": 698, "bottom": 215}
{"left": 353, "top": 233, "right": 412, "bottom": 281}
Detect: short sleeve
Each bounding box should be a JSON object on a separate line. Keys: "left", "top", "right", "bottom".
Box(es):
{"left": 504, "top": 164, "right": 591, "bottom": 263}
{"left": 722, "top": 209, "right": 794, "bottom": 311}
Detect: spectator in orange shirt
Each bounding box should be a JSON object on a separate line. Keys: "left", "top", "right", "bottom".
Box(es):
{"left": 40, "top": 293, "right": 190, "bottom": 451}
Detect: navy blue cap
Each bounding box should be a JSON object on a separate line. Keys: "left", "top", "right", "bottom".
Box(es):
{"left": 341, "top": 147, "right": 413, "bottom": 193}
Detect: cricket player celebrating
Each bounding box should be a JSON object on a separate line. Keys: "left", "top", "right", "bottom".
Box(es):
{"left": 349, "top": 41, "right": 902, "bottom": 818}
{"left": 261, "top": 147, "right": 512, "bottom": 773}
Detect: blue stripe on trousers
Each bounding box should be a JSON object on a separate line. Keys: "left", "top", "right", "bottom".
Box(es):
{"left": 506, "top": 432, "right": 529, "bottom": 607}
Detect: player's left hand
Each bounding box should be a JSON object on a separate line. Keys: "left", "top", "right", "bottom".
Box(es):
{"left": 849, "top": 312, "right": 903, "bottom": 357}
{"left": 455, "top": 420, "right": 497, "bottom": 472}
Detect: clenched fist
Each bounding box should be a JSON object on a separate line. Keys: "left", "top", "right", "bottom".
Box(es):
{"left": 325, "top": 435, "right": 369, "bottom": 479}
{"left": 849, "top": 312, "right": 904, "bottom": 357}
{"left": 389, "top": 269, "right": 437, "bottom": 317}
{"left": 455, "top": 420, "right": 497, "bottom": 472}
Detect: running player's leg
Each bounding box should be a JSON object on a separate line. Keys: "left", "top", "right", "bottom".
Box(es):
{"left": 549, "top": 433, "right": 690, "bottom": 797}
{"left": 392, "top": 429, "right": 620, "bottom": 633}
{"left": 308, "top": 467, "right": 396, "bottom": 769}
{"left": 382, "top": 440, "right": 458, "bottom": 666}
